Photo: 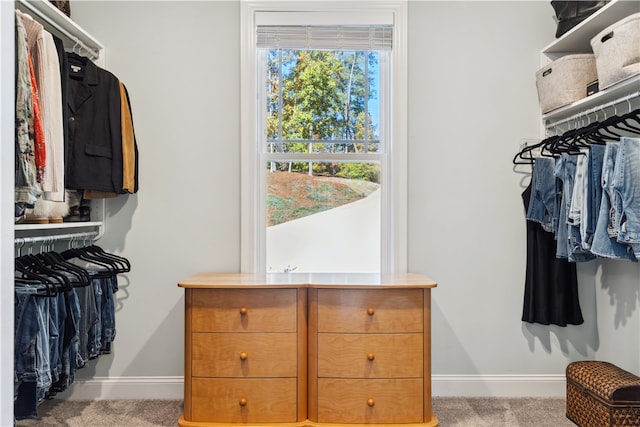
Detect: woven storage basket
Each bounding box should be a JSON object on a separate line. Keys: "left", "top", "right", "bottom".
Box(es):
{"left": 536, "top": 54, "right": 598, "bottom": 114}
{"left": 566, "top": 361, "right": 640, "bottom": 427}
{"left": 591, "top": 12, "right": 640, "bottom": 90}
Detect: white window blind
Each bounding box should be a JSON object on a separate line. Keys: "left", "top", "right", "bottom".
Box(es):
{"left": 256, "top": 25, "right": 392, "bottom": 51}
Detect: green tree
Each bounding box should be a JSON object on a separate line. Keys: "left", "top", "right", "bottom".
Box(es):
{"left": 267, "top": 49, "right": 380, "bottom": 182}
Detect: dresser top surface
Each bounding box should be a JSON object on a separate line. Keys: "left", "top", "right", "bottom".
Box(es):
{"left": 178, "top": 272, "right": 437, "bottom": 289}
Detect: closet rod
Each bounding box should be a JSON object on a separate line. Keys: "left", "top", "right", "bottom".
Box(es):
{"left": 545, "top": 91, "right": 640, "bottom": 130}
{"left": 17, "top": 0, "right": 101, "bottom": 60}
{"left": 14, "top": 231, "right": 99, "bottom": 246}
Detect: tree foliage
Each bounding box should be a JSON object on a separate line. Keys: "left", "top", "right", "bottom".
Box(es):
{"left": 266, "top": 49, "right": 380, "bottom": 182}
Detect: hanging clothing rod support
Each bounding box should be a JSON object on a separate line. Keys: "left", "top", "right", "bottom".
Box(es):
{"left": 17, "top": 0, "right": 101, "bottom": 60}
{"left": 545, "top": 91, "right": 640, "bottom": 130}
{"left": 14, "top": 231, "right": 99, "bottom": 247}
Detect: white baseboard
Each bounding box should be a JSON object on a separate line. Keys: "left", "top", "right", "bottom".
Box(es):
{"left": 56, "top": 376, "right": 184, "bottom": 400}
{"left": 432, "top": 374, "right": 566, "bottom": 398}
{"left": 55, "top": 375, "right": 567, "bottom": 400}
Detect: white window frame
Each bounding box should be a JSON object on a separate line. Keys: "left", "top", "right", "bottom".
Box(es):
{"left": 240, "top": 0, "right": 407, "bottom": 274}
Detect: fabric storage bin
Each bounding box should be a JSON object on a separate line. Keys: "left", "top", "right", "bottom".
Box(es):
{"left": 536, "top": 54, "right": 598, "bottom": 113}
{"left": 566, "top": 361, "right": 640, "bottom": 427}
{"left": 591, "top": 12, "right": 640, "bottom": 90}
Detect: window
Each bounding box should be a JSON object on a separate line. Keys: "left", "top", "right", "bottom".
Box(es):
{"left": 241, "top": 2, "right": 407, "bottom": 274}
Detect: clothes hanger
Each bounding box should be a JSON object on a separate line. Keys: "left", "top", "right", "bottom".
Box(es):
{"left": 561, "top": 119, "right": 604, "bottom": 152}
{"left": 582, "top": 113, "right": 623, "bottom": 144}
{"left": 61, "top": 242, "right": 116, "bottom": 279}
{"left": 14, "top": 269, "right": 58, "bottom": 297}
{"left": 71, "top": 243, "right": 128, "bottom": 274}
{"left": 512, "top": 134, "right": 561, "bottom": 165}
{"left": 513, "top": 140, "right": 541, "bottom": 165}
{"left": 38, "top": 248, "right": 91, "bottom": 288}
{"left": 611, "top": 107, "right": 640, "bottom": 134}
{"left": 20, "top": 251, "right": 73, "bottom": 292}
{"left": 83, "top": 245, "right": 130, "bottom": 272}
{"left": 67, "top": 45, "right": 89, "bottom": 64}
{"left": 15, "top": 255, "right": 65, "bottom": 295}
{"left": 548, "top": 105, "right": 629, "bottom": 154}
{"left": 40, "top": 237, "right": 92, "bottom": 287}
{"left": 567, "top": 114, "right": 604, "bottom": 150}
{"left": 543, "top": 122, "right": 587, "bottom": 155}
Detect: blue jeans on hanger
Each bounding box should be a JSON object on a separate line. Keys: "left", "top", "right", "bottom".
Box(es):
{"left": 75, "top": 281, "right": 98, "bottom": 366}
{"left": 66, "top": 289, "right": 81, "bottom": 386}
{"left": 526, "top": 157, "right": 557, "bottom": 234}
{"left": 89, "top": 277, "right": 103, "bottom": 359}
{"left": 582, "top": 145, "right": 605, "bottom": 249}
{"left": 99, "top": 276, "right": 117, "bottom": 354}
{"left": 53, "top": 289, "right": 80, "bottom": 393}
{"left": 568, "top": 153, "right": 595, "bottom": 262}
{"left": 48, "top": 292, "right": 66, "bottom": 388}
{"left": 591, "top": 141, "right": 637, "bottom": 261}
{"left": 34, "top": 297, "right": 52, "bottom": 402}
{"left": 14, "top": 289, "right": 50, "bottom": 420}
{"left": 613, "top": 137, "right": 640, "bottom": 258}
{"left": 555, "top": 154, "right": 578, "bottom": 259}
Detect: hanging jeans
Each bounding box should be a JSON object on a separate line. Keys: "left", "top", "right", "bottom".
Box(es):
{"left": 591, "top": 141, "right": 637, "bottom": 261}
{"left": 582, "top": 145, "right": 605, "bottom": 249}
{"left": 48, "top": 292, "right": 66, "bottom": 389}
{"left": 14, "top": 289, "right": 50, "bottom": 420}
{"left": 555, "top": 154, "right": 577, "bottom": 259}
{"left": 98, "top": 275, "right": 117, "bottom": 354}
{"left": 526, "top": 157, "right": 557, "bottom": 234}
{"left": 51, "top": 289, "right": 80, "bottom": 394}
{"left": 90, "top": 277, "right": 103, "bottom": 359}
{"left": 568, "top": 153, "right": 595, "bottom": 262}
{"left": 613, "top": 137, "right": 640, "bottom": 258}
{"left": 75, "top": 280, "right": 98, "bottom": 366}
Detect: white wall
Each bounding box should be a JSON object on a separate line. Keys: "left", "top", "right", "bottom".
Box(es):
{"left": 63, "top": 1, "right": 241, "bottom": 392}
{"left": 37, "top": 0, "right": 640, "bottom": 399}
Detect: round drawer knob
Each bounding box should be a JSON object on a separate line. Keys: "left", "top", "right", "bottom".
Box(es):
{"left": 239, "top": 397, "right": 248, "bottom": 406}
{"left": 367, "top": 398, "right": 375, "bottom": 407}
{"left": 240, "top": 307, "right": 248, "bottom": 315}
{"left": 239, "top": 352, "right": 248, "bottom": 360}
{"left": 367, "top": 307, "right": 375, "bottom": 316}
{"left": 367, "top": 352, "right": 375, "bottom": 361}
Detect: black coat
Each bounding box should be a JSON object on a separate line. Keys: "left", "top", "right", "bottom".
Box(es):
{"left": 53, "top": 36, "right": 70, "bottom": 183}
{"left": 65, "top": 53, "right": 123, "bottom": 193}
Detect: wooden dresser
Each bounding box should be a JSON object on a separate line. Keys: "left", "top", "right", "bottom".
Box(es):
{"left": 178, "top": 273, "right": 438, "bottom": 427}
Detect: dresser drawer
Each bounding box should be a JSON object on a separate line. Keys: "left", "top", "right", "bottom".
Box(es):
{"left": 191, "top": 378, "right": 298, "bottom": 423}
{"left": 317, "top": 288, "right": 423, "bottom": 333}
{"left": 316, "top": 378, "right": 423, "bottom": 423}
{"left": 317, "top": 333, "right": 423, "bottom": 378}
{"left": 191, "top": 288, "right": 297, "bottom": 332}
{"left": 192, "top": 332, "right": 297, "bottom": 377}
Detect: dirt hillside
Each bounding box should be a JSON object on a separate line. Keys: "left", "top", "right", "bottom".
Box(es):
{"left": 266, "top": 171, "right": 379, "bottom": 226}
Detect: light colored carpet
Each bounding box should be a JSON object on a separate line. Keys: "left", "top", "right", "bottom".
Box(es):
{"left": 15, "top": 397, "right": 576, "bottom": 427}
{"left": 15, "top": 399, "right": 184, "bottom": 427}
{"left": 433, "top": 397, "right": 575, "bottom": 426}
